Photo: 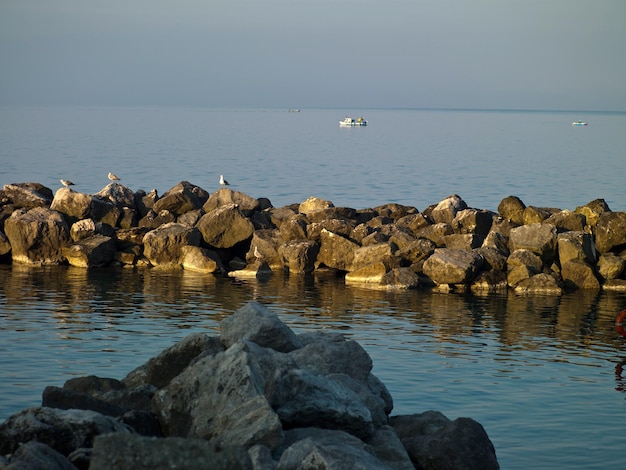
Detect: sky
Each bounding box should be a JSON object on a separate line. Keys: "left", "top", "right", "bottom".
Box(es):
{"left": 1, "top": 0, "right": 625, "bottom": 111}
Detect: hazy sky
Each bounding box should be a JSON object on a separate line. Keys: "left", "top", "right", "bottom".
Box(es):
{"left": 1, "top": 0, "right": 624, "bottom": 110}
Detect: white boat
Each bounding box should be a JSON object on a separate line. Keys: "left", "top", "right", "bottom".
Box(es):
{"left": 572, "top": 121, "right": 588, "bottom": 126}
{"left": 339, "top": 116, "right": 367, "bottom": 127}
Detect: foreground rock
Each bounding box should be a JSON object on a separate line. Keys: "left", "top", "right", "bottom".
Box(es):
{"left": 0, "top": 302, "right": 499, "bottom": 469}
{"left": 2, "top": 181, "right": 625, "bottom": 294}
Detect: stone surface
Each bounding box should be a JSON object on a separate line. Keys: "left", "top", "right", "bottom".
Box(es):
{"left": 423, "top": 248, "right": 484, "bottom": 284}
{"left": 142, "top": 222, "right": 202, "bottom": 267}
{"left": 196, "top": 204, "right": 255, "bottom": 249}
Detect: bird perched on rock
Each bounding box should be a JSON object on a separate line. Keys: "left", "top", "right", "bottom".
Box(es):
{"left": 60, "top": 179, "right": 75, "bottom": 188}
{"left": 219, "top": 174, "right": 230, "bottom": 186}
{"left": 108, "top": 172, "right": 120, "bottom": 182}
{"left": 254, "top": 245, "right": 263, "bottom": 261}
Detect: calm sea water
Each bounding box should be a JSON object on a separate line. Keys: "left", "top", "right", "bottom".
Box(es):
{"left": 1, "top": 107, "right": 626, "bottom": 469}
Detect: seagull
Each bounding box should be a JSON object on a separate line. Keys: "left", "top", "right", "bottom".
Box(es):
{"left": 108, "top": 172, "right": 121, "bottom": 182}
{"left": 219, "top": 174, "right": 230, "bottom": 186}
{"left": 254, "top": 245, "right": 263, "bottom": 261}
{"left": 60, "top": 179, "right": 75, "bottom": 188}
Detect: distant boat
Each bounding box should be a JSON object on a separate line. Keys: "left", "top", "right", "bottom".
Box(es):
{"left": 288, "top": 108, "right": 300, "bottom": 112}
{"left": 339, "top": 116, "right": 367, "bottom": 127}
{"left": 572, "top": 121, "right": 588, "bottom": 126}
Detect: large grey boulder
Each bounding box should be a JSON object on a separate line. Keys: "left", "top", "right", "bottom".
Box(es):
{"left": 123, "top": 333, "right": 223, "bottom": 389}
{"left": 180, "top": 245, "right": 224, "bottom": 273}
{"left": 597, "top": 253, "right": 625, "bottom": 280}
{"left": 220, "top": 301, "right": 302, "bottom": 353}
{"left": 557, "top": 231, "right": 596, "bottom": 265}
{"left": 0, "top": 407, "right": 133, "bottom": 457}
{"left": 153, "top": 182, "right": 203, "bottom": 216}
{"left": 279, "top": 239, "right": 319, "bottom": 273}
{"left": 95, "top": 182, "right": 136, "bottom": 209}
{"left": 497, "top": 195, "right": 525, "bottom": 225}
{"left": 390, "top": 411, "right": 499, "bottom": 470}
{"left": 298, "top": 196, "right": 334, "bottom": 214}
{"left": 90, "top": 433, "right": 252, "bottom": 470}
{"left": 142, "top": 222, "right": 202, "bottom": 267}
{"left": 4, "top": 207, "right": 70, "bottom": 264}
{"left": 1, "top": 440, "right": 76, "bottom": 470}
{"left": 429, "top": 194, "right": 468, "bottom": 225}
{"left": 422, "top": 248, "right": 484, "bottom": 285}
{"left": 196, "top": 204, "right": 255, "bottom": 249}
{"left": 203, "top": 187, "right": 262, "bottom": 214}
{"left": 561, "top": 260, "right": 601, "bottom": 290}
{"left": 152, "top": 341, "right": 284, "bottom": 449}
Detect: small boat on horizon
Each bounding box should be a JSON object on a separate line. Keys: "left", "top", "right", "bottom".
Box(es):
{"left": 572, "top": 121, "right": 588, "bottom": 126}
{"left": 339, "top": 116, "right": 367, "bottom": 127}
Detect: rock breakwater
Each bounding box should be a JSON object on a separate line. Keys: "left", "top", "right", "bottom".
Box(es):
{"left": 0, "top": 301, "right": 500, "bottom": 469}
{"left": 1, "top": 181, "right": 626, "bottom": 294}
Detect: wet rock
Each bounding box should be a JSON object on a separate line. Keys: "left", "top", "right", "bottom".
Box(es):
{"left": 0, "top": 230, "right": 11, "bottom": 256}
{"left": 514, "top": 272, "right": 562, "bottom": 294}
{"left": 50, "top": 187, "right": 93, "bottom": 221}
{"left": 196, "top": 204, "right": 255, "bottom": 249}
{"left": 89, "top": 433, "right": 252, "bottom": 470}
{"left": 247, "top": 229, "right": 283, "bottom": 269}
{"left": 278, "top": 239, "right": 319, "bottom": 273}
{"left": 379, "top": 267, "right": 421, "bottom": 289}
{"left": 422, "top": 248, "right": 484, "bottom": 284}
{"left": 4, "top": 207, "right": 70, "bottom": 264}
{"left": 317, "top": 228, "right": 359, "bottom": 271}
{"left": 181, "top": 245, "right": 224, "bottom": 273}
{"left": 142, "top": 222, "right": 202, "bottom": 267}
{"left": 390, "top": 411, "right": 499, "bottom": 470}
{"left": 62, "top": 234, "right": 116, "bottom": 268}
{"left": 561, "top": 260, "right": 601, "bottom": 290}
{"left": 3, "top": 182, "right": 53, "bottom": 208}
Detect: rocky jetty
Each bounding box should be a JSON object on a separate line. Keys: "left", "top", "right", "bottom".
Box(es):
{"left": 1, "top": 181, "right": 626, "bottom": 294}
{"left": 0, "top": 301, "right": 499, "bottom": 469}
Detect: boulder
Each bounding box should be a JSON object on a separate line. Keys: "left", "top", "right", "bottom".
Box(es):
{"left": 203, "top": 187, "right": 262, "bottom": 214}
{"left": 514, "top": 273, "right": 562, "bottom": 294}
{"left": 142, "top": 222, "right": 202, "bottom": 267}
{"left": 134, "top": 188, "right": 159, "bottom": 217}
{"left": 414, "top": 223, "right": 454, "bottom": 247}
{"left": 574, "top": 198, "right": 611, "bottom": 228}
{"left": 95, "top": 182, "right": 135, "bottom": 209}
{"left": 152, "top": 341, "right": 284, "bottom": 448}
{"left": 0, "top": 440, "right": 76, "bottom": 470}
{"left": 153, "top": 182, "right": 202, "bottom": 215}
{"left": 50, "top": 187, "right": 93, "bottom": 221}
{"left": 390, "top": 411, "right": 499, "bottom": 470}
{"left": 220, "top": 301, "right": 303, "bottom": 353}
{"left": 345, "top": 262, "right": 389, "bottom": 284}
{"left": 351, "top": 243, "right": 396, "bottom": 271}
{"left": 379, "top": 267, "right": 421, "bottom": 289}
{"left": 247, "top": 229, "right": 283, "bottom": 269}
{"left": 89, "top": 196, "right": 122, "bottom": 227}
{"left": 595, "top": 211, "right": 626, "bottom": 254}
{"left": 557, "top": 231, "right": 596, "bottom": 265}
{"left": 561, "top": 260, "right": 601, "bottom": 290}
{"left": 62, "top": 234, "right": 116, "bottom": 268}
{"left": 139, "top": 209, "right": 176, "bottom": 229}
{"left": 196, "top": 204, "right": 255, "bottom": 249}
{"left": 2, "top": 183, "right": 53, "bottom": 208}
{"left": 522, "top": 205, "right": 556, "bottom": 224}
{"left": 0, "top": 230, "right": 11, "bottom": 256}
{"left": 422, "top": 248, "right": 484, "bottom": 284}
{"left": 279, "top": 239, "right": 319, "bottom": 273}
{"left": 497, "top": 195, "right": 525, "bottom": 225}
{"left": 181, "top": 245, "right": 224, "bottom": 273}
{"left": 481, "top": 230, "right": 510, "bottom": 256}
{"left": 123, "top": 333, "right": 223, "bottom": 389}
{"left": 395, "top": 212, "right": 431, "bottom": 235}
{"left": 298, "top": 196, "right": 334, "bottom": 214}
{"left": 89, "top": 433, "right": 252, "bottom": 470}
{"left": 545, "top": 210, "right": 586, "bottom": 233}
{"left": 317, "top": 228, "right": 359, "bottom": 271}
{"left": 428, "top": 195, "right": 467, "bottom": 225}
{"left": 4, "top": 207, "right": 70, "bottom": 264}
{"left": 597, "top": 253, "right": 625, "bottom": 280}
{"left": 451, "top": 208, "right": 494, "bottom": 240}
{"left": 0, "top": 407, "right": 133, "bottom": 456}
{"left": 509, "top": 223, "right": 558, "bottom": 265}
{"left": 276, "top": 213, "right": 308, "bottom": 242}
{"left": 507, "top": 249, "right": 543, "bottom": 273}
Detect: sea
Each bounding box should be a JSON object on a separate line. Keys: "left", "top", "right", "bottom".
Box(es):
{"left": 1, "top": 106, "right": 626, "bottom": 469}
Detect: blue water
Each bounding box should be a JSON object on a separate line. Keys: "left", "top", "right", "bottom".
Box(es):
{"left": 1, "top": 106, "right": 625, "bottom": 212}
{"left": 1, "top": 107, "right": 626, "bottom": 469}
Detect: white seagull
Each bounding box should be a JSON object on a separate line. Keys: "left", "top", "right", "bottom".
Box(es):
{"left": 219, "top": 174, "right": 230, "bottom": 186}
{"left": 254, "top": 245, "right": 263, "bottom": 261}
{"left": 60, "top": 179, "right": 75, "bottom": 188}
{"left": 108, "top": 172, "right": 121, "bottom": 181}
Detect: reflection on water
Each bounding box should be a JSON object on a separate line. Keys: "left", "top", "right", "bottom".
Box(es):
{"left": 1, "top": 265, "right": 625, "bottom": 469}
